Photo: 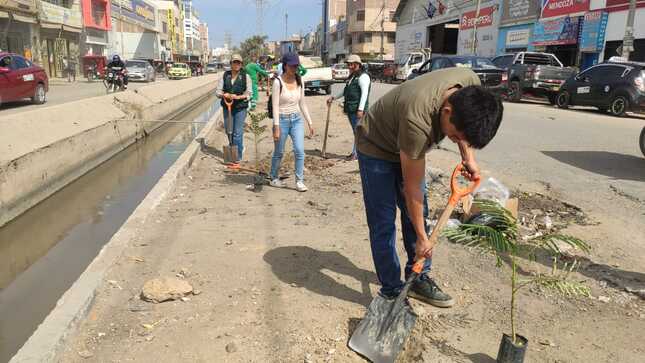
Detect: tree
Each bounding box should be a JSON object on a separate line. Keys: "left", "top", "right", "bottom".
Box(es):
{"left": 239, "top": 35, "right": 268, "bottom": 63}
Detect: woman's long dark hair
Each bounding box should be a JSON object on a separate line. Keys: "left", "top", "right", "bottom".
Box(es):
{"left": 282, "top": 62, "right": 302, "bottom": 87}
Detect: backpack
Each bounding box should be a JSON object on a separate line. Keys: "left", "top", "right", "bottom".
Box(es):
{"left": 267, "top": 76, "right": 283, "bottom": 119}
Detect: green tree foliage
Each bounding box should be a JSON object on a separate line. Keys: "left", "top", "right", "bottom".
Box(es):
{"left": 239, "top": 35, "right": 269, "bottom": 64}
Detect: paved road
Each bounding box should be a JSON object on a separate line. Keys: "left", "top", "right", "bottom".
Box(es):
{"left": 0, "top": 77, "right": 171, "bottom": 116}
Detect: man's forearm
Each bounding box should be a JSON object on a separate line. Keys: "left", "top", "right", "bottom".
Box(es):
{"left": 404, "top": 185, "right": 427, "bottom": 241}
{"left": 458, "top": 141, "right": 473, "bottom": 162}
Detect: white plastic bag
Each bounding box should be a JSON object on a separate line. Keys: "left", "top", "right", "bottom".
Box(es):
{"left": 473, "top": 177, "right": 509, "bottom": 207}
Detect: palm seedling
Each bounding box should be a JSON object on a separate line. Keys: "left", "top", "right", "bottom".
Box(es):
{"left": 246, "top": 110, "right": 269, "bottom": 172}
{"left": 442, "top": 199, "right": 591, "bottom": 363}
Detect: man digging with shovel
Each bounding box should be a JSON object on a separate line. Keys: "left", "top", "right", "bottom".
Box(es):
{"left": 349, "top": 67, "right": 504, "bottom": 363}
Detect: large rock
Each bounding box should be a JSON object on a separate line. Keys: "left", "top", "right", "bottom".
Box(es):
{"left": 141, "top": 277, "right": 193, "bottom": 303}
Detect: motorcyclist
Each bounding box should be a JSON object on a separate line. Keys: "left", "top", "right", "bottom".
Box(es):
{"left": 106, "top": 55, "right": 129, "bottom": 89}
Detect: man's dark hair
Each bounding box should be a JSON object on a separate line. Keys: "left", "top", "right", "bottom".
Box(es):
{"left": 448, "top": 85, "right": 503, "bottom": 149}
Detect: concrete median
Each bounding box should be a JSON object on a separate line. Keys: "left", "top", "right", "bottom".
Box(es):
{"left": 0, "top": 75, "right": 220, "bottom": 228}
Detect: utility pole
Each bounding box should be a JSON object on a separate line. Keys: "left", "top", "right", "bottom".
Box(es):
{"left": 471, "top": 0, "right": 482, "bottom": 55}
{"left": 380, "top": 0, "right": 385, "bottom": 61}
{"left": 119, "top": 0, "right": 125, "bottom": 56}
{"left": 285, "top": 12, "right": 288, "bottom": 40}
{"left": 621, "top": 0, "right": 637, "bottom": 59}
{"left": 255, "top": 0, "right": 265, "bottom": 36}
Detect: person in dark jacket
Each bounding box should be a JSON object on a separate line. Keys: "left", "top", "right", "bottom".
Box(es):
{"left": 327, "top": 54, "right": 371, "bottom": 160}
{"left": 216, "top": 54, "right": 252, "bottom": 164}
{"left": 106, "top": 54, "right": 129, "bottom": 88}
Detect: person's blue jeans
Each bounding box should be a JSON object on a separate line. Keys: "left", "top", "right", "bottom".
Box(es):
{"left": 223, "top": 108, "right": 247, "bottom": 162}
{"left": 357, "top": 152, "right": 431, "bottom": 297}
{"left": 347, "top": 112, "right": 360, "bottom": 156}
{"left": 271, "top": 113, "right": 305, "bottom": 181}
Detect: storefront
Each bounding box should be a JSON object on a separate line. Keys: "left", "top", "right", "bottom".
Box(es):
{"left": 496, "top": 0, "right": 540, "bottom": 54}
{"left": 0, "top": 1, "right": 39, "bottom": 61}
{"left": 532, "top": 0, "right": 590, "bottom": 66}
{"left": 601, "top": 0, "right": 645, "bottom": 62}
{"left": 109, "top": 0, "right": 159, "bottom": 60}
{"left": 394, "top": 0, "right": 464, "bottom": 60}
{"left": 579, "top": 10, "right": 608, "bottom": 69}
{"left": 457, "top": 3, "right": 501, "bottom": 57}
{"left": 39, "top": 0, "right": 83, "bottom": 78}
{"left": 81, "top": 0, "right": 111, "bottom": 57}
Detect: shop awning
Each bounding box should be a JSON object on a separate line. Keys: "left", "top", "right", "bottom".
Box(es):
{"left": 40, "top": 22, "right": 62, "bottom": 30}
{"left": 12, "top": 14, "right": 37, "bottom": 24}
{"left": 63, "top": 25, "right": 82, "bottom": 33}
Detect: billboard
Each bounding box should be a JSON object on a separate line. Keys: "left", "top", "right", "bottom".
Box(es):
{"left": 500, "top": 0, "right": 540, "bottom": 25}
{"left": 541, "top": 0, "right": 589, "bottom": 19}
{"left": 579, "top": 11, "right": 608, "bottom": 52}
{"left": 111, "top": 0, "right": 156, "bottom": 30}
{"left": 460, "top": 6, "right": 496, "bottom": 30}
{"left": 532, "top": 16, "right": 580, "bottom": 46}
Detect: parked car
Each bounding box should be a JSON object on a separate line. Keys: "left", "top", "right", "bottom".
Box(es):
{"left": 492, "top": 52, "right": 577, "bottom": 104}
{"left": 168, "top": 63, "right": 191, "bottom": 79}
{"left": 408, "top": 55, "right": 506, "bottom": 92}
{"left": 205, "top": 63, "right": 218, "bottom": 73}
{"left": 126, "top": 59, "right": 156, "bottom": 82}
{"left": 555, "top": 60, "right": 645, "bottom": 117}
{"left": 0, "top": 52, "right": 48, "bottom": 106}
{"left": 331, "top": 63, "right": 349, "bottom": 80}
{"left": 395, "top": 48, "right": 431, "bottom": 82}
{"left": 301, "top": 56, "right": 342, "bottom": 95}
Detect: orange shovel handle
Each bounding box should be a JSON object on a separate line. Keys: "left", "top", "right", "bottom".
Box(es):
{"left": 411, "top": 163, "right": 480, "bottom": 274}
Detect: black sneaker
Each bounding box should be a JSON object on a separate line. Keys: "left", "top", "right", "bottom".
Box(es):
{"left": 408, "top": 276, "right": 455, "bottom": 308}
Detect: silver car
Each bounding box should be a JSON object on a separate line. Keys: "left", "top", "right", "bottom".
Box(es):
{"left": 125, "top": 60, "right": 156, "bottom": 82}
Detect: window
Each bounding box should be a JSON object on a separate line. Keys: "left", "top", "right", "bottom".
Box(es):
{"left": 410, "top": 54, "right": 424, "bottom": 65}
{"left": 387, "top": 33, "right": 395, "bottom": 43}
{"left": 431, "top": 58, "right": 446, "bottom": 71}
{"left": 389, "top": 11, "right": 396, "bottom": 21}
{"left": 577, "top": 67, "right": 602, "bottom": 82}
{"left": 596, "top": 65, "right": 628, "bottom": 83}
{"left": 419, "top": 60, "right": 432, "bottom": 73}
{"left": 357, "top": 10, "right": 365, "bottom": 21}
{"left": 162, "top": 22, "right": 168, "bottom": 33}
{"left": 0, "top": 56, "right": 11, "bottom": 68}
{"left": 43, "top": 0, "right": 71, "bottom": 7}
{"left": 358, "top": 32, "right": 372, "bottom": 43}
{"left": 13, "top": 56, "right": 28, "bottom": 69}
{"left": 492, "top": 55, "right": 514, "bottom": 70}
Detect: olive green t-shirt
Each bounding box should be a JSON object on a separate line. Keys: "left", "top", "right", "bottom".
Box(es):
{"left": 356, "top": 68, "right": 481, "bottom": 162}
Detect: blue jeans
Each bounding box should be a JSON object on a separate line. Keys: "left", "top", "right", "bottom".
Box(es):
{"left": 357, "top": 152, "right": 431, "bottom": 297}
{"left": 223, "top": 108, "right": 247, "bottom": 161}
{"left": 271, "top": 113, "right": 305, "bottom": 181}
{"left": 347, "top": 112, "right": 359, "bottom": 156}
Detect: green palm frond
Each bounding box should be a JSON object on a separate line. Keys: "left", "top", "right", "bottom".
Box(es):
{"left": 534, "top": 234, "right": 591, "bottom": 256}
{"left": 531, "top": 274, "right": 591, "bottom": 297}
{"left": 444, "top": 224, "right": 517, "bottom": 254}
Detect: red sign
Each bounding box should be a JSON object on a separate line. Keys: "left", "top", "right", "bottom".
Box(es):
{"left": 460, "top": 6, "right": 496, "bottom": 30}
{"left": 605, "top": 0, "right": 645, "bottom": 12}
{"left": 541, "top": 0, "right": 589, "bottom": 18}
{"left": 82, "top": 0, "right": 112, "bottom": 30}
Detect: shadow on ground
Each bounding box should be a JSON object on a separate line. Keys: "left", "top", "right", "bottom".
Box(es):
{"left": 542, "top": 150, "right": 645, "bottom": 181}
{"left": 263, "top": 246, "right": 377, "bottom": 307}
{"left": 305, "top": 149, "right": 348, "bottom": 161}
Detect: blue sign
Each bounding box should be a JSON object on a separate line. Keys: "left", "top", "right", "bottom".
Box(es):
{"left": 579, "top": 11, "right": 608, "bottom": 52}
{"left": 111, "top": 0, "right": 156, "bottom": 30}
{"left": 532, "top": 16, "right": 580, "bottom": 46}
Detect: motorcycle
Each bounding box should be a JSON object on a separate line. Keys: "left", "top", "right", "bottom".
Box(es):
{"left": 103, "top": 68, "right": 126, "bottom": 93}
{"left": 640, "top": 127, "right": 645, "bottom": 156}
{"left": 86, "top": 65, "right": 99, "bottom": 82}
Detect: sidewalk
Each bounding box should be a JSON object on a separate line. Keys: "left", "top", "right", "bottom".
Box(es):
{"left": 58, "top": 93, "right": 644, "bottom": 363}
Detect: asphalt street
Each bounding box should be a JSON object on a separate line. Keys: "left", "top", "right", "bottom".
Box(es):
{"left": 0, "top": 77, "right": 171, "bottom": 116}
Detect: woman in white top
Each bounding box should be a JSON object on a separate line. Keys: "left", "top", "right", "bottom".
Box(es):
{"left": 270, "top": 53, "right": 314, "bottom": 192}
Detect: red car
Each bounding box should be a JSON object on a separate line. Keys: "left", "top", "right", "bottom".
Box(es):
{"left": 0, "top": 52, "right": 48, "bottom": 106}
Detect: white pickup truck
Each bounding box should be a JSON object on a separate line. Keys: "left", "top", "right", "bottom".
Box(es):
{"left": 300, "top": 56, "right": 343, "bottom": 95}
{"left": 395, "top": 48, "right": 431, "bottom": 82}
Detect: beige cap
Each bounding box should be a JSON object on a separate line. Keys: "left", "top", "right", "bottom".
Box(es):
{"left": 230, "top": 54, "right": 243, "bottom": 63}
{"left": 346, "top": 54, "right": 362, "bottom": 64}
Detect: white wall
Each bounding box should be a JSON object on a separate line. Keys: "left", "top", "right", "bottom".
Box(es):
{"left": 605, "top": 8, "right": 645, "bottom": 41}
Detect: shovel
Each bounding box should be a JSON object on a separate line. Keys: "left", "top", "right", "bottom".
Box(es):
{"left": 321, "top": 102, "right": 332, "bottom": 158}
{"left": 348, "top": 163, "right": 480, "bottom": 363}
{"left": 222, "top": 97, "right": 239, "bottom": 166}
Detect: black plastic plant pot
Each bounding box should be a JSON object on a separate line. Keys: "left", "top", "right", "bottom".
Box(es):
{"left": 496, "top": 333, "right": 528, "bottom": 363}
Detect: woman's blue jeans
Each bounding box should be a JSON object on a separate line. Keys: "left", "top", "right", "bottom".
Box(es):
{"left": 223, "top": 108, "right": 247, "bottom": 162}
{"left": 271, "top": 113, "right": 305, "bottom": 181}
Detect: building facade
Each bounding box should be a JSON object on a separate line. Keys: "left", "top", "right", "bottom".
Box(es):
{"left": 39, "top": 0, "right": 83, "bottom": 78}
{"left": 395, "top": 0, "right": 644, "bottom": 68}
{"left": 346, "top": 0, "right": 400, "bottom": 61}
{"left": 0, "top": 0, "right": 39, "bottom": 63}
{"left": 322, "top": 0, "right": 346, "bottom": 62}
{"left": 80, "top": 0, "right": 111, "bottom": 57}
{"left": 109, "top": 0, "right": 160, "bottom": 60}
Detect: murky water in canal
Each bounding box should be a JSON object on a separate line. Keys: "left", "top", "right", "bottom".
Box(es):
{"left": 0, "top": 96, "right": 219, "bottom": 362}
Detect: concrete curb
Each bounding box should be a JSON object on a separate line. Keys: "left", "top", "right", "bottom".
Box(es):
{"left": 9, "top": 107, "right": 223, "bottom": 363}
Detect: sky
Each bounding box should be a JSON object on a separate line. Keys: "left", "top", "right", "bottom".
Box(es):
{"left": 192, "top": 0, "right": 324, "bottom": 48}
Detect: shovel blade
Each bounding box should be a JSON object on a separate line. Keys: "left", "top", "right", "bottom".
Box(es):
{"left": 223, "top": 145, "right": 238, "bottom": 164}
{"left": 348, "top": 294, "right": 417, "bottom": 363}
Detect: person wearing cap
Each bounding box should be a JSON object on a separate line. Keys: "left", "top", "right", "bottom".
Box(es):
{"left": 245, "top": 59, "right": 271, "bottom": 110}
{"left": 356, "top": 68, "right": 504, "bottom": 307}
{"left": 269, "top": 52, "right": 314, "bottom": 192}
{"left": 327, "top": 54, "right": 371, "bottom": 160}
{"left": 216, "top": 54, "right": 253, "bottom": 163}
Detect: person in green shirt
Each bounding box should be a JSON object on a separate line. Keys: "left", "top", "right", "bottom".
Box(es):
{"left": 356, "top": 67, "right": 504, "bottom": 307}
{"left": 245, "top": 60, "right": 271, "bottom": 110}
